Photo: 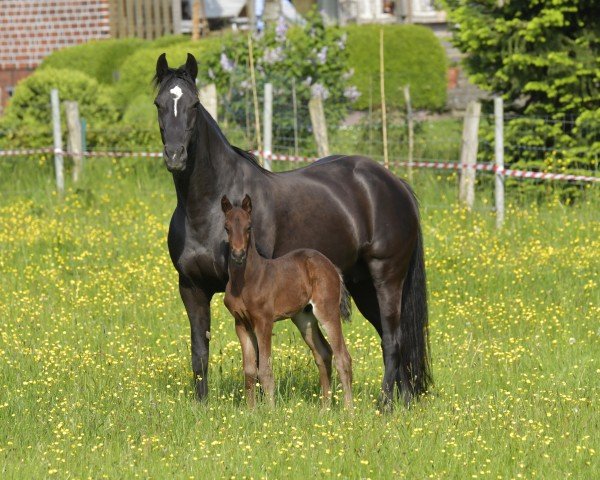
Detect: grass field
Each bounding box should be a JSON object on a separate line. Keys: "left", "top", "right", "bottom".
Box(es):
{"left": 0, "top": 158, "right": 598, "bottom": 479}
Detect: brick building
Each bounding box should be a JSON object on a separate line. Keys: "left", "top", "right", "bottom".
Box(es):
{"left": 0, "top": 0, "right": 111, "bottom": 114}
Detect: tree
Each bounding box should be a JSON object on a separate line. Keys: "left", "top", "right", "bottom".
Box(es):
{"left": 444, "top": 0, "right": 600, "bottom": 180}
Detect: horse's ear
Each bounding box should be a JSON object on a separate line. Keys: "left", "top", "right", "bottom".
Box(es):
{"left": 156, "top": 53, "right": 169, "bottom": 83}
{"left": 221, "top": 195, "right": 233, "bottom": 214}
{"left": 242, "top": 194, "right": 252, "bottom": 214}
{"left": 185, "top": 53, "right": 198, "bottom": 81}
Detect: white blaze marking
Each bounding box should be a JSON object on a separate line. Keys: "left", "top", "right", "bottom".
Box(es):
{"left": 169, "top": 85, "right": 183, "bottom": 117}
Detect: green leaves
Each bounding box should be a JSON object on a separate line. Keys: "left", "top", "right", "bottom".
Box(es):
{"left": 444, "top": 0, "right": 600, "bottom": 196}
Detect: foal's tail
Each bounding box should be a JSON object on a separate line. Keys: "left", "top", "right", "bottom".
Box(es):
{"left": 399, "top": 196, "right": 432, "bottom": 399}
{"left": 338, "top": 272, "right": 352, "bottom": 323}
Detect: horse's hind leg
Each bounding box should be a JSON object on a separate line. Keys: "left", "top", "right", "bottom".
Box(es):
{"left": 368, "top": 259, "right": 405, "bottom": 410}
{"left": 292, "top": 311, "right": 333, "bottom": 405}
{"left": 311, "top": 301, "right": 353, "bottom": 409}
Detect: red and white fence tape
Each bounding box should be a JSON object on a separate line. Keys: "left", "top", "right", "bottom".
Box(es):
{"left": 1, "top": 147, "right": 598, "bottom": 184}
{"left": 0, "top": 147, "right": 54, "bottom": 156}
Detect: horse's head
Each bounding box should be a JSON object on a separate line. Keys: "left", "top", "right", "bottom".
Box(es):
{"left": 154, "top": 53, "right": 199, "bottom": 172}
{"left": 221, "top": 194, "right": 253, "bottom": 266}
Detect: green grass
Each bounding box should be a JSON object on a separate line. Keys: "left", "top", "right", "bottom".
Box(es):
{"left": 0, "top": 157, "right": 598, "bottom": 479}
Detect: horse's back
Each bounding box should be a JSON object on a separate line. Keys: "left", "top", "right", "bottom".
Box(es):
{"left": 271, "top": 155, "right": 419, "bottom": 266}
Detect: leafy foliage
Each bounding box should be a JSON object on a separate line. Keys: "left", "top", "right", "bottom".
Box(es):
{"left": 444, "top": 0, "right": 600, "bottom": 186}
{"left": 198, "top": 11, "right": 358, "bottom": 145}
{"left": 344, "top": 24, "right": 448, "bottom": 111}
{"left": 0, "top": 68, "right": 118, "bottom": 150}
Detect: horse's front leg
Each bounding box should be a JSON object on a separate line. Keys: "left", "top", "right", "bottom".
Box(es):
{"left": 179, "top": 275, "right": 213, "bottom": 401}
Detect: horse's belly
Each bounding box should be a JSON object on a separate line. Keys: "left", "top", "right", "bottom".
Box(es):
{"left": 176, "top": 244, "right": 223, "bottom": 285}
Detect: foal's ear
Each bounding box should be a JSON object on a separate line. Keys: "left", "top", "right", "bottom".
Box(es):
{"left": 242, "top": 194, "right": 252, "bottom": 214}
{"left": 185, "top": 53, "right": 198, "bottom": 81}
{"left": 156, "top": 53, "right": 169, "bottom": 83}
{"left": 221, "top": 195, "right": 233, "bottom": 214}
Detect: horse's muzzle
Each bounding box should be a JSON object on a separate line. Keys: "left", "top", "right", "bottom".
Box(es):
{"left": 163, "top": 145, "right": 187, "bottom": 172}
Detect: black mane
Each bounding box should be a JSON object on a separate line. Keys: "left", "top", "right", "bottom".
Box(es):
{"left": 231, "top": 145, "right": 265, "bottom": 170}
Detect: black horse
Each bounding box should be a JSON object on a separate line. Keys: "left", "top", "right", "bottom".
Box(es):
{"left": 154, "top": 53, "right": 430, "bottom": 407}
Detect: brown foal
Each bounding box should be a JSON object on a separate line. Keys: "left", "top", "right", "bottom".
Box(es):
{"left": 221, "top": 194, "right": 353, "bottom": 408}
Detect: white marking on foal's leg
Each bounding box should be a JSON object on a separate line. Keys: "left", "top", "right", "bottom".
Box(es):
{"left": 169, "top": 85, "right": 183, "bottom": 117}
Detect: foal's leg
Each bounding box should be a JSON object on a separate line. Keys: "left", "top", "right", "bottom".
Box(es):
{"left": 292, "top": 311, "right": 333, "bottom": 406}
{"left": 235, "top": 323, "right": 258, "bottom": 409}
{"left": 311, "top": 301, "right": 353, "bottom": 409}
{"left": 254, "top": 320, "right": 276, "bottom": 407}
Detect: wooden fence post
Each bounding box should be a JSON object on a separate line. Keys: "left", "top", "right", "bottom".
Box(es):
{"left": 379, "top": 29, "right": 389, "bottom": 169}
{"left": 309, "top": 95, "right": 330, "bottom": 158}
{"left": 171, "top": 0, "right": 182, "bottom": 34}
{"left": 135, "top": 0, "right": 144, "bottom": 37}
{"left": 403, "top": 85, "right": 414, "bottom": 182}
{"left": 125, "top": 0, "right": 134, "bottom": 36}
{"left": 459, "top": 100, "right": 481, "bottom": 209}
{"left": 153, "top": 0, "right": 162, "bottom": 37}
{"left": 50, "top": 89, "right": 64, "bottom": 196}
{"left": 198, "top": 83, "right": 217, "bottom": 121}
{"left": 143, "top": 0, "right": 153, "bottom": 39}
{"left": 263, "top": 82, "right": 273, "bottom": 171}
{"left": 494, "top": 96, "right": 505, "bottom": 229}
{"left": 65, "top": 101, "right": 83, "bottom": 183}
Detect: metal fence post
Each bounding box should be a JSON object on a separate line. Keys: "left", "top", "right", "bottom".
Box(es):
{"left": 494, "top": 96, "right": 505, "bottom": 229}
{"left": 50, "top": 89, "right": 64, "bottom": 195}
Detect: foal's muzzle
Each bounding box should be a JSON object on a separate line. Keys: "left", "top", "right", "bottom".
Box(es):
{"left": 230, "top": 250, "right": 246, "bottom": 266}
{"left": 163, "top": 145, "right": 187, "bottom": 172}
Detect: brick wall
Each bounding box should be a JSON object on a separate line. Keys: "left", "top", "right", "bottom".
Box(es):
{"left": 0, "top": 0, "right": 111, "bottom": 113}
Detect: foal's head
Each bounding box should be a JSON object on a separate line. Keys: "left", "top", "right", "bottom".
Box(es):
{"left": 221, "top": 194, "right": 253, "bottom": 266}
{"left": 154, "top": 53, "right": 199, "bottom": 172}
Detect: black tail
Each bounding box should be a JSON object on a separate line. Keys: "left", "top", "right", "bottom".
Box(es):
{"left": 339, "top": 275, "right": 352, "bottom": 323}
{"left": 398, "top": 217, "right": 431, "bottom": 399}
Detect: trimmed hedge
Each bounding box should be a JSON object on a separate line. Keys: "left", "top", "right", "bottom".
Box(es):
{"left": 39, "top": 38, "right": 146, "bottom": 85}
{"left": 111, "top": 39, "right": 224, "bottom": 110}
{"left": 344, "top": 24, "right": 447, "bottom": 111}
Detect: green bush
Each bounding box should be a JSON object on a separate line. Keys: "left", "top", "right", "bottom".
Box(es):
{"left": 344, "top": 24, "right": 447, "bottom": 111}
{"left": 444, "top": 0, "right": 599, "bottom": 198}
{"left": 0, "top": 68, "right": 119, "bottom": 150}
{"left": 111, "top": 39, "right": 223, "bottom": 111}
{"left": 39, "top": 38, "right": 146, "bottom": 85}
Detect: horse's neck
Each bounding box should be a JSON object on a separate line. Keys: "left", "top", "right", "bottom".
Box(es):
{"left": 173, "top": 107, "right": 239, "bottom": 217}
